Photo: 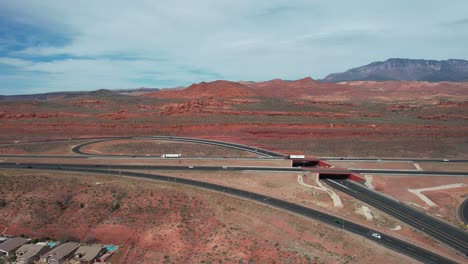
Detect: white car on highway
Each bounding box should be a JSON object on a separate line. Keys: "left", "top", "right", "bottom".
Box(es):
{"left": 371, "top": 233, "right": 382, "bottom": 239}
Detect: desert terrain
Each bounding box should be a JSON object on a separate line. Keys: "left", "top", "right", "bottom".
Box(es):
{"left": 0, "top": 169, "right": 415, "bottom": 264}
{"left": 0, "top": 78, "right": 467, "bottom": 263}
{"left": 0, "top": 79, "right": 467, "bottom": 158}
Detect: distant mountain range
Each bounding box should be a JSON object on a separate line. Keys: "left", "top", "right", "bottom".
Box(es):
{"left": 0, "top": 88, "right": 159, "bottom": 101}
{"left": 2, "top": 58, "right": 467, "bottom": 100}
{"left": 321, "top": 58, "right": 468, "bottom": 82}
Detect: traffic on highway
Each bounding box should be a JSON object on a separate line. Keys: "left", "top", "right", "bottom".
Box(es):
{"left": 0, "top": 136, "right": 467, "bottom": 263}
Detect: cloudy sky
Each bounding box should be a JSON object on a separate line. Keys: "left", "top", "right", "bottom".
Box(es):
{"left": 0, "top": 0, "right": 467, "bottom": 95}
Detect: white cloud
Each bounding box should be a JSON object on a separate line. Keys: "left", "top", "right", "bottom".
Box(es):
{"left": 0, "top": 57, "right": 33, "bottom": 67}
{"left": 1, "top": 0, "right": 468, "bottom": 94}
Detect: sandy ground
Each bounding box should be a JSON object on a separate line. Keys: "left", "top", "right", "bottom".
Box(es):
{"left": 408, "top": 183, "right": 467, "bottom": 207}
{"left": 327, "top": 161, "right": 418, "bottom": 170}
{"left": 0, "top": 140, "right": 91, "bottom": 156}
{"left": 419, "top": 162, "right": 468, "bottom": 172}
{"left": 81, "top": 139, "right": 262, "bottom": 158}
{"left": 0, "top": 169, "right": 416, "bottom": 264}
{"left": 116, "top": 169, "right": 466, "bottom": 263}
{"left": 364, "top": 175, "right": 376, "bottom": 189}
{"left": 371, "top": 175, "right": 468, "bottom": 227}
{"left": 357, "top": 206, "right": 374, "bottom": 221}
{"left": 297, "top": 173, "right": 343, "bottom": 207}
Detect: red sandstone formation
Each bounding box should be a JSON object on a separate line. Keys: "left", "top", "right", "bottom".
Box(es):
{"left": 146, "top": 80, "right": 257, "bottom": 99}
{"left": 0, "top": 112, "right": 88, "bottom": 119}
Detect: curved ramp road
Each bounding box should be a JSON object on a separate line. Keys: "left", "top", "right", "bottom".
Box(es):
{"left": 1, "top": 165, "right": 457, "bottom": 264}
{"left": 71, "top": 136, "right": 285, "bottom": 157}
{"left": 460, "top": 199, "right": 468, "bottom": 227}
{"left": 325, "top": 179, "right": 468, "bottom": 257}
{"left": 1, "top": 136, "right": 467, "bottom": 262}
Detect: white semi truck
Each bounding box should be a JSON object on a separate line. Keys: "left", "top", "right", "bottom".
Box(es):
{"left": 161, "top": 154, "right": 182, "bottom": 158}
{"left": 288, "top": 155, "right": 305, "bottom": 159}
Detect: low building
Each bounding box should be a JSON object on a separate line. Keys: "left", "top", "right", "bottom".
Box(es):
{"left": 74, "top": 245, "right": 107, "bottom": 264}
{"left": 39, "top": 242, "right": 79, "bottom": 264}
{"left": 0, "top": 237, "right": 28, "bottom": 256}
{"left": 15, "top": 244, "right": 51, "bottom": 264}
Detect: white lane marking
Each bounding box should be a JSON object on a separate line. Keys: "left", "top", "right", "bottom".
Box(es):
{"left": 408, "top": 183, "right": 467, "bottom": 207}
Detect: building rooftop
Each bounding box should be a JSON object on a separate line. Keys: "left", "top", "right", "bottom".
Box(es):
{"left": 16, "top": 244, "right": 49, "bottom": 259}
{"left": 0, "top": 237, "right": 28, "bottom": 253}
{"left": 74, "top": 245, "right": 105, "bottom": 261}
{"left": 40, "top": 242, "right": 79, "bottom": 261}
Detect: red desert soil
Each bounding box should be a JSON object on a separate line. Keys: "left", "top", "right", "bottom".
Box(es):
{"left": 137, "top": 170, "right": 465, "bottom": 263}
{"left": 0, "top": 112, "right": 88, "bottom": 119}
{"left": 244, "top": 77, "right": 350, "bottom": 99}
{"left": 340, "top": 81, "right": 468, "bottom": 101}
{"left": 79, "top": 139, "right": 262, "bottom": 157}
{"left": 73, "top": 99, "right": 108, "bottom": 109}
{"left": 0, "top": 140, "right": 90, "bottom": 155}
{"left": 0, "top": 169, "right": 414, "bottom": 264}
{"left": 0, "top": 79, "right": 467, "bottom": 158}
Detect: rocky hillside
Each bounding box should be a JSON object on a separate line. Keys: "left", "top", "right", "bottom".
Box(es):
{"left": 322, "top": 58, "right": 468, "bottom": 82}
{"left": 145, "top": 80, "right": 257, "bottom": 98}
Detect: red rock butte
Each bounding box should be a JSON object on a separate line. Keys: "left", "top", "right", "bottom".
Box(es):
{"left": 146, "top": 80, "right": 258, "bottom": 99}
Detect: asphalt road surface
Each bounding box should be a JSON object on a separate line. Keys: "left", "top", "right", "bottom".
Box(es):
{"left": 71, "top": 136, "right": 286, "bottom": 157}
{"left": 0, "top": 162, "right": 303, "bottom": 172}
{"left": 0, "top": 162, "right": 466, "bottom": 177}
{"left": 325, "top": 179, "right": 468, "bottom": 257}
{"left": 321, "top": 157, "right": 468, "bottom": 163}
{"left": 349, "top": 169, "right": 468, "bottom": 177}
{"left": 0, "top": 164, "right": 457, "bottom": 264}
{"left": 1, "top": 136, "right": 467, "bottom": 262}
{"left": 460, "top": 199, "right": 468, "bottom": 227}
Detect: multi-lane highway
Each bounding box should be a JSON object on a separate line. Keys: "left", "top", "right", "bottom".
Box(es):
{"left": 349, "top": 169, "right": 468, "bottom": 177}
{"left": 0, "top": 162, "right": 466, "bottom": 177}
{"left": 0, "top": 163, "right": 457, "bottom": 264}
{"left": 0, "top": 162, "right": 303, "bottom": 172}
{"left": 1, "top": 136, "right": 467, "bottom": 263}
{"left": 321, "top": 157, "right": 468, "bottom": 163}
{"left": 324, "top": 179, "right": 468, "bottom": 257}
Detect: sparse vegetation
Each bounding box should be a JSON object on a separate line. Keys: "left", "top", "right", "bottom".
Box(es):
{"left": 0, "top": 169, "right": 414, "bottom": 264}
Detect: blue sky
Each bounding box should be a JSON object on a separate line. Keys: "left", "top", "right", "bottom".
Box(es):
{"left": 0, "top": 0, "right": 467, "bottom": 95}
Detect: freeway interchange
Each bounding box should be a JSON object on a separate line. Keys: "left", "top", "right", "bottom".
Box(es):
{"left": 0, "top": 136, "right": 467, "bottom": 263}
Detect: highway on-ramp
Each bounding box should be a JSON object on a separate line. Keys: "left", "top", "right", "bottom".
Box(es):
{"left": 460, "top": 199, "right": 468, "bottom": 227}
{"left": 1, "top": 136, "right": 467, "bottom": 262}
{"left": 0, "top": 163, "right": 458, "bottom": 264}
{"left": 71, "top": 136, "right": 286, "bottom": 157}
{"left": 325, "top": 179, "right": 468, "bottom": 257}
